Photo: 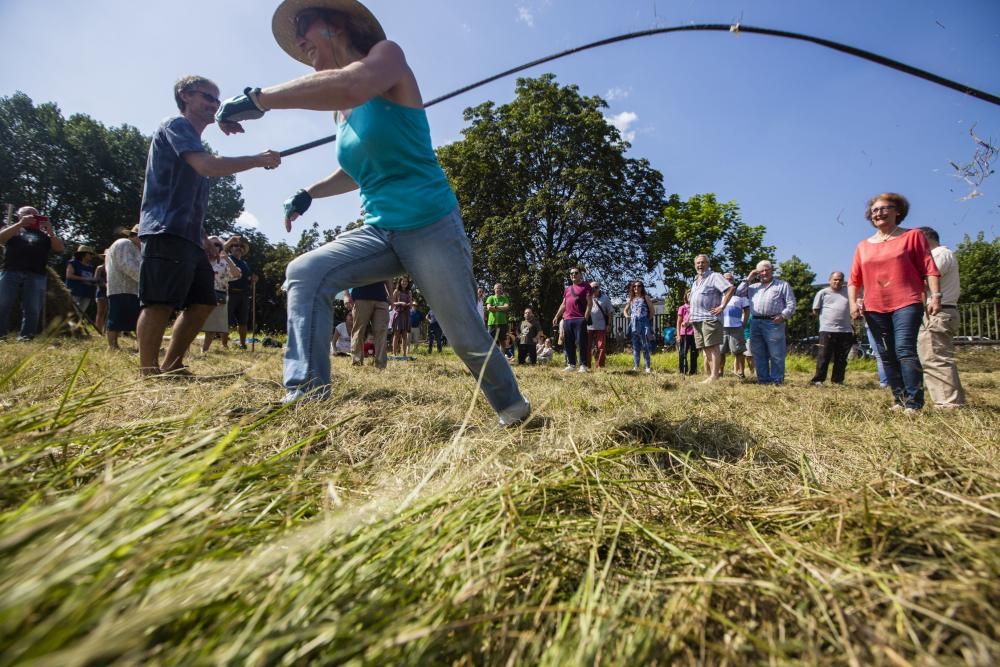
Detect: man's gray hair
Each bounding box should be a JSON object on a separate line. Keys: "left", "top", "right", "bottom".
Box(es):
{"left": 756, "top": 260, "right": 773, "bottom": 270}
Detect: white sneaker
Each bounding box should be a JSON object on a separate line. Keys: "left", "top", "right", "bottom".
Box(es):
{"left": 577, "top": 365, "right": 588, "bottom": 373}
{"left": 563, "top": 365, "right": 575, "bottom": 372}
{"left": 644, "top": 367, "right": 651, "bottom": 374}
{"left": 497, "top": 400, "right": 531, "bottom": 427}
{"left": 632, "top": 366, "right": 639, "bottom": 372}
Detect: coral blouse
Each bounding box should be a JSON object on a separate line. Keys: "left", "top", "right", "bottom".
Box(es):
{"left": 848, "top": 228, "right": 939, "bottom": 313}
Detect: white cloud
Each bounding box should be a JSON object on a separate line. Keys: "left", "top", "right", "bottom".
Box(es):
{"left": 517, "top": 6, "right": 535, "bottom": 27}
{"left": 606, "top": 87, "right": 631, "bottom": 101}
{"left": 237, "top": 211, "right": 260, "bottom": 229}
{"left": 606, "top": 111, "right": 638, "bottom": 142}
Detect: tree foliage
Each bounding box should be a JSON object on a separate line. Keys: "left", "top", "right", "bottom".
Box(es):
{"left": 776, "top": 255, "right": 817, "bottom": 341}
{"left": 649, "top": 193, "right": 774, "bottom": 309}
{"left": 955, "top": 232, "right": 1000, "bottom": 304}
{"left": 437, "top": 74, "right": 665, "bottom": 322}
{"left": 0, "top": 91, "right": 246, "bottom": 255}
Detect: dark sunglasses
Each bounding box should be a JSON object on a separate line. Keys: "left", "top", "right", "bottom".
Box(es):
{"left": 187, "top": 89, "right": 220, "bottom": 105}
{"left": 295, "top": 9, "right": 327, "bottom": 38}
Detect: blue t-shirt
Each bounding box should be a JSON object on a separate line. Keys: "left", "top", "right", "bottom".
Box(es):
{"left": 138, "top": 116, "right": 209, "bottom": 247}
{"left": 229, "top": 257, "right": 252, "bottom": 291}
{"left": 722, "top": 296, "right": 749, "bottom": 328}
{"left": 65, "top": 259, "right": 95, "bottom": 298}
{"left": 350, "top": 282, "right": 389, "bottom": 302}
{"left": 336, "top": 97, "right": 458, "bottom": 231}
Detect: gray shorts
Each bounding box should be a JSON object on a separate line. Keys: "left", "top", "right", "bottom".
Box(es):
{"left": 692, "top": 319, "right": 723, "bottom": 349}
{"left": 723, "top": 326, "right": 746, "bottom": 354}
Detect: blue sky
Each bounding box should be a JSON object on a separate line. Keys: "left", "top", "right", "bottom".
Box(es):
{"left": 2, "top": 0, "right": 999, "bottom": 289}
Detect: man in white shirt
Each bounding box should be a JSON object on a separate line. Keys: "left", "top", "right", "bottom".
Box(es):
{"left": 916, "top": 227, "right": 965, "bottom": 408}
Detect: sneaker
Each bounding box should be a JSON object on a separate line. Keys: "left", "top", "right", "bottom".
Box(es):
{"left": 498, "top": 400, "right": 531, "bottom": 428}
{"left": 903, "top": 407, "right": 919, "bottom": 416}
{"left": 812, "top": 381, "right": 824, "bottom": 386}
{"left": 563, "top": 365, "right": 575, "bottom": 372}
{"left": 577, "top": 365, "right": 588, "bottom": 373}
{"left": 632, "top": 366, "right": 640, "bottom": 372}
{"left": 889, "top": 404, "right": 904, "bottom": 412}
{"left": 644, "top": 367, "right": 651, "bottom": 374}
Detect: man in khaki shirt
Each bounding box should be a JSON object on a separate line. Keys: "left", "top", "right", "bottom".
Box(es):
{"left": 916, "top": 227, "right": 965, "bottom": 408}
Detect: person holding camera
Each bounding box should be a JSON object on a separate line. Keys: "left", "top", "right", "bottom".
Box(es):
{"left": 202, "top": 236, "right": 242, "bottom": 352}
{"left": 0, "top": 206, "right": 65, "bottom": 340}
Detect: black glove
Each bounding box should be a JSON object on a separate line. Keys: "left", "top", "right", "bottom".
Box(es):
{"left": 284, "top": 189, "right": 312, "bottom": 219}
{"left": 216, "top": 87, "right": 267, "bottom": 123}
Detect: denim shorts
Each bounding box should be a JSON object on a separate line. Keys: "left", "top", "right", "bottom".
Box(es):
{"left": 138, "top": 234, "right": 215, "bottom": 310}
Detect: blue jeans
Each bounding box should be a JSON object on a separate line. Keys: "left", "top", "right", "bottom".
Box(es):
{"left": 0, "top": 270, "right": 47, "bottom": 339}
{"left": 563, "top": 318, "right": 588, "bottom": 367}
{"left": 749, "top": 318, "right": 787, "bottom": 384}
{"left": 282, "top": 209, "right": 524, "bottom": 413}
{"left": 865, "top": 326, "right": 889, "bottom": 387}
{"left": 631, "top": 318, "right": 651, "bottom": 369}
{"left": 864, "top": 303, "right": 925, "bottom": 409}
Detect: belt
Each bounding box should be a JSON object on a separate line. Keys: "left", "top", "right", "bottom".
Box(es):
{"left": 752, "top": 313, "right": 781, "bottom": 319}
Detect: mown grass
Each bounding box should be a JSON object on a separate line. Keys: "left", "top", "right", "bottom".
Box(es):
{"left": 0, "top": 337, "right": 997, "bottom": 665}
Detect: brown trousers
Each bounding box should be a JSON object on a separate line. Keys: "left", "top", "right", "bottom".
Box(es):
{"left": 917, "top": 307, "right": 965, "bottom": 407}
{"left": 351, "top": 300, "right": 389, "bottom": 369}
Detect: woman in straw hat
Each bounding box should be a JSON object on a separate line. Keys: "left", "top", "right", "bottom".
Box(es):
{"left": 216, "top": 1, "right": 529, "bottom": 425}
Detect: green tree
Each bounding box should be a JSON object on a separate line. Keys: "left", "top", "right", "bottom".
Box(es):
{"left": 437, "top": 74, "right": 665, "bottom": 323}
{"left": 955, "top": 232, "right": 1000, "bottom": 304}
{"left": 776, "top": 255, "right": 817, "bottom": 341}
{"left": 649, "top": 193, "right": 775, "bottom": 309}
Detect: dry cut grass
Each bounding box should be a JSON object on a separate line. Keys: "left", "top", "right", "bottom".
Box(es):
{"left": 0, "top": 338, "right": 997, "bottom": 665}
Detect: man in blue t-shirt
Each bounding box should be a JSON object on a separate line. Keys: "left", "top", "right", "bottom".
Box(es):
{"left": 136, "top": 75, "right": 281, "bottom": 376}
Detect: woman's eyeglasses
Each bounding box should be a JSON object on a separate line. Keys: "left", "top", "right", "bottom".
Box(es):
{"left": 870, "top": 205, "right": 897, "bottom": 215}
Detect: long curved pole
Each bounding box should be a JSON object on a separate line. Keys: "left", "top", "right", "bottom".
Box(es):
{"left": 277, "top": 22, "right": 1000, "bottom": 156}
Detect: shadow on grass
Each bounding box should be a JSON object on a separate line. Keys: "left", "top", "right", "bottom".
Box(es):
{"left": 611, "top": 414, "right": 761, "bottom": 463}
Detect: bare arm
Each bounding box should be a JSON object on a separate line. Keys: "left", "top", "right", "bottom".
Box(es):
{"left": 711, "top": 286, "right": 736, "bottom": 315}
{"left": 258, "top": 41, "right": 413, "bottom": 111}
{"left": 183, "top": 150, "right": 280, "bottom": 178}
{"left": 552, "top": 302, "right": 566, "bottom": 326}
{"left": 848, "top": 284, "right": 863, "bottom": 320}
{"left": 307, "top": 169, "right": 359, "bottom": 198}
{"left": 926, "top": 275, "right": 942, "bottom": 315}
{"left": 0, "top": 222, "right": 24, "bottom": 245}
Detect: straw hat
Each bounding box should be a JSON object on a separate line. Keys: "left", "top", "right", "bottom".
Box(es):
{"left": 224, "top": 235, "right": 250, "bottom": 254}
{"left": 75, "top": 244, "right": 96, "bottom": 255}
{"left": 272, "top": 0, "right": 386, "bottom": 65}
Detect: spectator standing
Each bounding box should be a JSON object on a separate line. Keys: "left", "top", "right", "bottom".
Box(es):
{"left": 93, "top": 260, "right": 108, "bottom": 334}
{"left": 389, "top": 276, "right": 413, "bottom": 356}
{"left": 426, "top": 308, "right": 444, "bottom": 353}
{"left": 587, "top": 281, "right": 613, "bottom": 368}
{"left": 476, "top": 287, "right": 486, "bottom": 325}
{"left": 688, "top": 255, "right": 735, "bottom": 383}
{"left": 517, "top": 308, "right": 540, "bottom": 365}
{"left": 848, "top": 193, "right": 940, "bottom": 412}
{"left": 736, "top": 260, "right": 797, "bottom": 385}
{"left": 625, "top": 280, "right": 655, "bottom": 373}
{"left": 0, "top": 207, "right": 65, "bottom": 340}
{"left": 916, "top": 227, "right": 965, "bottom": 408}
{"left": 65, "top": 245, "right": 98, "bottom": 315}
{"left": 103, "top": 225, "right": 142, "bottom": 350}
{"left": 136, "top": 74, "right": 279, "bottom": 376}
{"left": 809, "top": 271, "right": 855, "bottom": 385}
{"left": 720, "top": 272, "right": 750, "bottom": 379}
{"left": 552, "top": 267, "right": 593, "bottom": 373}
{"left": 224, "top": 235, "right": 256, "bottom": 349}
{"left": 485, "top": 283, "right": 511, "bottom": 343}
{"left": 202, "top": 236, "right": 242, "bottom": 351}
{"left": 351, "top": 281, "right": 390, "bottom": 368}
{"left": 676, "top": 291, "right": 698, "bottom": 375}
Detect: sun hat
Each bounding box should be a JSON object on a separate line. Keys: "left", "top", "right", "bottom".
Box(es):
{"left": 75, "top": 245, "right": 96, "bottom": 255}
{"left": 272, "top": 0, "right": 386, "bottom": 65}
{"left": 224, "top": 235, "right": 250, "bottom": 254}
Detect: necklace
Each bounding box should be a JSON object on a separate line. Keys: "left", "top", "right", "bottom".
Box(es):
{"left": 874, "top": 228, "right": 900, "bottom": 242}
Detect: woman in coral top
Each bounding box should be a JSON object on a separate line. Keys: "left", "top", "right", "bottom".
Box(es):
{"left": 848, "top": 193, "right": 940, "bottom": 412}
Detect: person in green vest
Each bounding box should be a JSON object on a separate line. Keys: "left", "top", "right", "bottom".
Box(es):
{"left": 485, "top": 282, "right": 511, "bottom": 343}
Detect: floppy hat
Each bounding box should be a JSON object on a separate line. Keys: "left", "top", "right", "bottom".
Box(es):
{"left": 272, "top": 0, "right": 386, "bottom": 65}
{"left": 224, "top": 235, "right": 250, "bottom": 253}
{"left": 75, "top": 245, "right": 96, "bottom": 255}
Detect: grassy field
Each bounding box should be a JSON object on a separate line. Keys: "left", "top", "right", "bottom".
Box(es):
{"left": 0, "top": 337, "right": 997, "bottom": 665}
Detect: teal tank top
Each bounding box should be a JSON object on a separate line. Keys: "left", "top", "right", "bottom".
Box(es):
{"left": 336, "top": 97, "right": 458, "bottom": 231}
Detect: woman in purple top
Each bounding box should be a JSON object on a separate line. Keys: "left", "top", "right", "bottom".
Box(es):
{"left": 625, "top": 281, "right": 656, "bottom": 373}
{"left": 676, "top": 290, "right": 698, "bottom": 375}
{"left": 389, "top": 275, "right": 413, "bottom": 356}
